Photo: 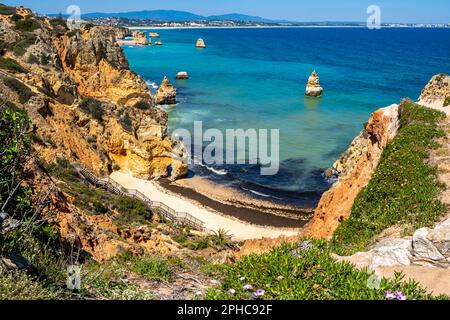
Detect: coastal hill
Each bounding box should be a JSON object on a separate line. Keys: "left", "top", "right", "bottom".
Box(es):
{"left": 56, "top": 10, "right": 288, "bottom": 23}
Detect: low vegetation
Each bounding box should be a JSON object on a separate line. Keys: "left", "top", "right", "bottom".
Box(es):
{"left": 206, "top": 240, "right": 446, "bottom": 300}
{"left": 79, "top": 98, "right": 104, "bottom": 122}
{"left": 0, "top": 4, "right": 16, "bottom": 15}
{"left": 133, "top": 101, "right": 152, "bottom": 110}
{"left": 173, "top": 228, "right": 235, "bottom": 251}
{"left": 15, "top": 16, "right": 40, "bottom": 32}
{"left": 332, "top": 100, "right": 447, "bottom": 254}
{"left": 444, "top": 96, "right": 450, "bottom": 107}
{"left": 0, "top": 269, "right": 59, "bottom": 300}
{"left": 13, "top": 33, "right": 37, "bottom": 56}
{"left": 0, "top": 57, "right": 28, "bottom": 73}
{"left": 3, "top": 77, "right": 35, "bottom": 103}
{"left": 45, "top": 158, "right": 151, "bottom": 228}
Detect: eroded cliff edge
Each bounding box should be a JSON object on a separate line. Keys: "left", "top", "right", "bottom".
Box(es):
{"left": 0, "top": 8, "right": 188, "bottom": 180}
{"left": 305, "top": 104, "right": 401, "bottom": 238}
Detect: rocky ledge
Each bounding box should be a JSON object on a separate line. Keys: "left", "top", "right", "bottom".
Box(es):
{"left": 419, "top": 73, "right": 450, "bottom": 109}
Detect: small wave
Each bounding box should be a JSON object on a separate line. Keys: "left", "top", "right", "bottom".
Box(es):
{"left": 146, "top": 81, "right": 159, "bottom": 90}
{"left": 128, "top": 46, "right": 134, "bottom": 48}
{"left": 194, "top": 161, "right": 228, "bottom": 176}
{"left": 241, "top": 187, "right": 283, "bottom": 200}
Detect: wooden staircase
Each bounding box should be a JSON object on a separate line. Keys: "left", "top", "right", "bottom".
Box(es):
{"left": 76, "top": 165, "right": 205, "bottom": 232}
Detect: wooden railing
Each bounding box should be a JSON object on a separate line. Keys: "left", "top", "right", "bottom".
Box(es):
{"left": 75, "top": 165, "right": 205, "bottom": 231}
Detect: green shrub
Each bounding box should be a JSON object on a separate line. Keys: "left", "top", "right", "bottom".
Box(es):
{"left": 3, "top": 77, "right": 35, "bottom": 103}
{"left": 0, "top": 269, "right": 58, "bottom": 300}
{"left": 50, "top": 18, "right": 67, "bottom": 29}
{"left": 15, "top": 16, "right": 40, "bottom": 32}
{"left": 129, "top": 255, "right": 172, "bottom": 282}
{"left": 80, "top": 259, "right": 154, "bottom": 300}
{"left": 79, "top": 98, "right": 104, "bottom": 122}
{"left": 0, "top": 57, "right": 28, "bottom": 73}
{"left": 13, "top": 33, "right": 37, "bottom": 56}
{"left": 11, "top": 13, "right": 23, "bottom": 21}
{"left": 133, "top": 101, "right": 152, "bottom": 110}
{"left": 444, "top": 96, "right": 450, "bottom": 107}
{"left": 0, "top": 4, "right": 16, "bottom": 15}
{"left": 120, "top": 113, "right": 133, "bottom": 132}
{"left": 206, "top": 240, "right": 444, "bottom": 300}
{"left": 332, "top": 100, "right": 447, "bottom": 254}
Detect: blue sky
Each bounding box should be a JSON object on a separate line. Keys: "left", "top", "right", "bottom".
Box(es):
{"left": 3, "top": 0, "right": 450, "bottom": 23}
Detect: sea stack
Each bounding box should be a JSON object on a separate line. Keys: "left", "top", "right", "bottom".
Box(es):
{"left": 176, "top": 71, "right": 189, "bottom": 80}
{"left": 132, "top": 30, "right": 148, "bottom": 45}
{"left": 156, "top": 76, "right": 177, "bottom": 105}
{"left": 196, "top": 38, "right": 206, "bottom": 48}
{"left": 305, "top": 70, "right": 324, "bottom": 97}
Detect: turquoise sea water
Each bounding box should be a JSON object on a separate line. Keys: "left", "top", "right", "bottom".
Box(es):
{"left": 123, "top": 28, "right": 450, "bottom": 207}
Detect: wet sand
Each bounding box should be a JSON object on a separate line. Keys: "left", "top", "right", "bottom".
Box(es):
{"left": 162, "top": 178, "right": 310, "bottom": 228}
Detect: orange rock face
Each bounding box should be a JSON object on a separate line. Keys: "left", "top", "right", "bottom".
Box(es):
{"left": 304, "top": 104, "right": 401, "bottom": 239}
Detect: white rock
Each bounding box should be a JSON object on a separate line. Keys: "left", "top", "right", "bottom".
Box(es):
{"left": 372, "top": 239, "right": 412, "bottom": 267}
{"left": 413, "top": 228, "right": 446, "bottom": 261}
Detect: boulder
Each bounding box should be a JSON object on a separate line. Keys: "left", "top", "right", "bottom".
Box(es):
{"left": 371, "top": 239, "right": 412, "bottom": 267}
{"left": 412, "top": 228, "right": 446, "bottom": 263}
{"left": 156, "top": 76, "right": 177, "bottom": 105}
{"left": 176, "top": 71, "right": 189, "bottom": 80}
{"left": 305, "top": 70, "right": 323, "bottom": 97}
{"left": 196, "top": 38, "right": 206, "bottom": 48}
{"left": 0, "top": 254, "right": 29, "bottom": 270}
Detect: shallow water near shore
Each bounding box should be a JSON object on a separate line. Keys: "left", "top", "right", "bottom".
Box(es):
{"left": 123, "top": 27, "right": 450, "bottom": 208}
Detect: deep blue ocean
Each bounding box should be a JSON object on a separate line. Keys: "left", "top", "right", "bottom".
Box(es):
{"left": 123, "top": 27, "right": 450, "bottom": 207}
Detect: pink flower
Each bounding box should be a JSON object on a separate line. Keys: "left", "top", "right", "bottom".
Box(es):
{"left": 228, "top": 289, "right": 236, "bottom": 294}
{"left": 243, "top": 284, "right": 253, "bottom": 291}
{"left": 252, "top": 289, "right": 265, "bottom": 299}
{"left": 395, "top": 291, "right": 407, "bottom": 301}
{"left": 385, "top": 291, "right": 396, "bottom": 300}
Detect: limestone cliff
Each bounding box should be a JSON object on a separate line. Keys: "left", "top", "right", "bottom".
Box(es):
{"left": 305, "top": 104, "right": 401, "bottom": 238}
{"left": 0, "top": 7, "right": 188, "bottom": 180}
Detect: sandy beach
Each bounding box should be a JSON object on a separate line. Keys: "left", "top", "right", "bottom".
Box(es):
{"left": 111, "top": 171, "right": 302, "bottom": 241}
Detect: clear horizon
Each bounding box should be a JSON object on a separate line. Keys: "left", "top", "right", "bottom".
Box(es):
{"left": 2, "top": 0, "right": 450, "bottom": 23}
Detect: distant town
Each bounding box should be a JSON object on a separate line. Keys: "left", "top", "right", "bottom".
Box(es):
{"left": 85, "top": 17, "right": 450, "bottom": 28}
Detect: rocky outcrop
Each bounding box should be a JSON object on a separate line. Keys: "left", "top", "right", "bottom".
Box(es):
{"left": 305, "top": 70, "right": 323, "bottom": 97}
{"left": 132, "top": 30, "right": 148, "bottom": 46}
{"left": 196, "top": 38, "right": 206, "bottom": 48}
{"left": 334, "top": 216, "right": 450, "bottom": 269}
{"left": 176, "top": 71, "right": 189, "bottom": 80}
{"left": 156, "top": 76, "right": 177, "bottom": 105}
{"left": 0, "top": 8, "right": 188, "bottom": 180}
{"left": 305, "top": 104, "right": 401, "bottom": 239}
{"left": 419, "top": 73, "right": 450, "bottom": 109}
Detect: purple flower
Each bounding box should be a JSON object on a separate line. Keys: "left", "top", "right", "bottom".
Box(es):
{"left": 228, "top": 289, "right": 236, "bottom": 295}
{"left": 385, "top": 291, "right": 396, "bottom": 300}
{"left": 243, "top": 284, "right": 253, "bottom": 291}
{"left": 252, "top": 289, "right": 265, "bottom": 299}
{"left": 395, "top": 291, "right": 407, "bottom": 301}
